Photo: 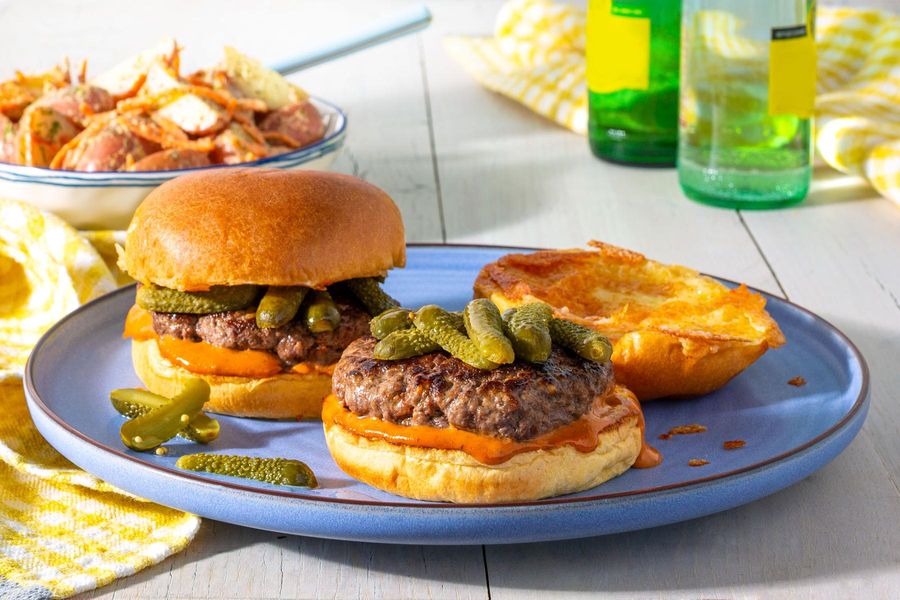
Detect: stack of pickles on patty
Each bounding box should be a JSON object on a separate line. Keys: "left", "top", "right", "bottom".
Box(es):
{"left": 371, "top": 299, "right": 613, "bottom": 369}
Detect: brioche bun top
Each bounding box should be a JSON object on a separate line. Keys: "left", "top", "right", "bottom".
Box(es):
{"left": 124, "top": 168, "right": 406, "bottom": 290}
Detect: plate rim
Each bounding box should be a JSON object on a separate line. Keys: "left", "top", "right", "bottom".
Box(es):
{"left": 24, "top": 243, "right": 871, "bottom": 509}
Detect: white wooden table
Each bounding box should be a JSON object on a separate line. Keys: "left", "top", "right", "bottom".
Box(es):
{"left": 4, "top": 0, "right": 898, "bottom": 597}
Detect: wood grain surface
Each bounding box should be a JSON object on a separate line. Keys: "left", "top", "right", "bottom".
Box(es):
{"left": 0, "top": 0, "right": 896, "bottom": 598}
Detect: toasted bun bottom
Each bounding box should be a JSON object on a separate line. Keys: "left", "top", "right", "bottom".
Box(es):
{"left": 323, "top": 412, "right": 641, "bottom": 503}
{"left": 611, "top": 329, "right": 768, "bottom": 400}
{"left": 131, "top": 338, "right": 331, "bottom": 419}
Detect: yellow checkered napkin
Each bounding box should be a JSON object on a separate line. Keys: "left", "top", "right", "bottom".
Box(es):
{"left": 445, "top": 0, "right": 587, "bottom": 133}
{"left": 816, "top": 8, "right": 900, "bottom": 204}
{"left": 0, "top": 198, "right": 199, "bottom": 599}
{"left": 445, "top": 0, "right": 900, "bottom": 205}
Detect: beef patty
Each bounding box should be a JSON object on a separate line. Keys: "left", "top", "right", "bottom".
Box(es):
{"left": 151, "top": 298, "right": 370, "bottom": 367}
{"left": 332, "top": 336, "right": 614, "bottom": 441}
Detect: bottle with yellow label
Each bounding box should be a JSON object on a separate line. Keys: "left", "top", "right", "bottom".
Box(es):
{"left": 586, "top": 0, "right": 682, "bottom": 166}
{"left": 678, "top": 0, "right": 816, "bottom": 208}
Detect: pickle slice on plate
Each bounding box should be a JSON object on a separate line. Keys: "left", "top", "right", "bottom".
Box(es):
{"left": 110, "top": 388, "right": 219, "bottom": 443}
{"left": 176, "top": 453, "right": 317, "bottom": 487}
{"left": 119, "top": 379, "right": 210, "bottom": 451}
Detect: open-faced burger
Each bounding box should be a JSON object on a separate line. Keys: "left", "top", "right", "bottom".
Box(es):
{"left": 323, "top": 300, "right": 660, "bottom": 503}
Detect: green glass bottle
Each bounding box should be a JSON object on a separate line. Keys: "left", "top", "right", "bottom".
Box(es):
{"left": 677, "top": 0, "right": 815, "bottom": 208}
{"left": 586, "top": 0, "right": 682, "bottom": 166}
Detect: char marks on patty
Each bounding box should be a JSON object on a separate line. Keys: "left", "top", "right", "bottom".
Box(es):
{"left": 332, "top": 336, "right": 614, "bottom": 441}
{"left": 151, "top": 298, "right": 370, "bottom": 366}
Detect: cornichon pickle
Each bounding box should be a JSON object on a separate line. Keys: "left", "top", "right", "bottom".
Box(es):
{"left": 256, "top": 286, "right": 307, "bottom": 329}
{"left": 549, "top": 318, "right": 613, "bottom": 363}
{"left": 304, "top": 290, "right": 341, "bottom": 333}
{"left": 370, "top": 307, "right": 413, "bottom": 339}
{"left": 413, "top": 305, "right": 499, "bottom": 369}
{"left": 374, "top": 328, "right": 440, "bottom": 360}
{"left": 464, "top": 299, "right": 514, "bottom": 364}
{"left": 175, "top": 454, "right": 317, "bottom": 487}
{"left": 136, "top": 284, "right": 259, "bottom": 314}
{"left": 505, "top": 303, "right": 553, "bottom": 363}
{"left": 446, "top": 311, "right": 465, "bottom": 332}
{"left": 372, "top": 310, "right": 467, "bottom": 360}
{"left": 345, "top": 278, "right": 400, "bottom": 316}
{"left": 110, "top": 388, "right": 219, "bottom": 443}
{"left": 120, "top": 380, "right": 210, "bottom": 451}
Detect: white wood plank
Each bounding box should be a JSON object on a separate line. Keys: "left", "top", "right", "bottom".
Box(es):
{"left": 486, "top": 430, "right": 900, "bottom": 600}
{"left": 84, "top": 521, "right": 488, "bottom": 600}
{"left": 422, "top": 1, "right": 780, "bottom": 294}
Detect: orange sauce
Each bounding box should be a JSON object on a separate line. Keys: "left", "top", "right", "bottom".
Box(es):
{"left": 123, "top": 304, "right": 332, "bottom": 379}
{"left": 324, "top": 387, "right": 662, "bottom": 467}
{"left": 156, "top": 336, "right": 283, "bottom": 378}
{"left": 291, "top": 362, "right": 336, "bottom": 376}
{"left": 632, "top": 406, "right": 662, "bottom": 468}
{"left": 123, "top": 305, "right": 155, "bottom": 340}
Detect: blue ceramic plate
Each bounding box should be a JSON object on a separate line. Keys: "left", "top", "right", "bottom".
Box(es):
{"left": 24, "top": 245, "right": 869, "bottom": 545}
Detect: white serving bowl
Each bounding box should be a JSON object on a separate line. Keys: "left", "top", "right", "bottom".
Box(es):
{"left": 0, "top": 97, "right": 346, "bottom": 229}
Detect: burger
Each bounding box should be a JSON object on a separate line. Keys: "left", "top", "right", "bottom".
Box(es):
{"left": 322, "top": 302, "right": 659, "bottom": 503}
{"left": 121, "top": 168, "right": 406, "bottom": 419}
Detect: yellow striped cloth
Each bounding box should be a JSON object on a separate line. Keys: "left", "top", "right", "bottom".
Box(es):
{"left": 445, "top": 0, "right": 900, "bottom": 205}
{"left": 0, "top": 198, "right": 198, "bottom": 599}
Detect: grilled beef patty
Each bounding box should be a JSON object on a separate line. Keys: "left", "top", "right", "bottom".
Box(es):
{"left": 332, "top": 336, "right": 614, "bottom": 441}
{"left": 151, "top": 298, "right": 370, "bottom": 367}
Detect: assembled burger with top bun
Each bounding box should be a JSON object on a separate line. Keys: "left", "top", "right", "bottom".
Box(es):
{"left": 122, "top": 168, "right": 406, "bottom": 419}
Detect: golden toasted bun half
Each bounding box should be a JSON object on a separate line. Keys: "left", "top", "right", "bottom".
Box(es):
{"left": 124, "top": 168, "right": 406, "bottom": 291}
{"left": 474, "top": 241, "right": 785, "bottom": 401}
{"left": 132, "top": 338, "right": 331, "bottom": 419}
{"left": 322, "top": 391, "right": 642, "bottom": 503}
